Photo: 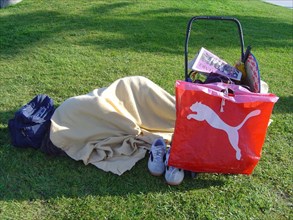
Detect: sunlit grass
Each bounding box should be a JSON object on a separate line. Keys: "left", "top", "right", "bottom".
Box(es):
{"left": 0, "top": 0, "right": 292, "bottom": 219}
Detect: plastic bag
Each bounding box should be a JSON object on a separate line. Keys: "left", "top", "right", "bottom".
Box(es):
{"left": 168, "top": 80, "right": 278, "bottom": 174}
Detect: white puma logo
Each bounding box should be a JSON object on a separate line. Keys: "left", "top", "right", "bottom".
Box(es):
{"left": 187, "top": 102, "right": 261, "bottom": 160}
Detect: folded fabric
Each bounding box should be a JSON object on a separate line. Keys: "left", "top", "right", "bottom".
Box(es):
{"left": 50, "top": 76, "right": 176, "bottom": 175}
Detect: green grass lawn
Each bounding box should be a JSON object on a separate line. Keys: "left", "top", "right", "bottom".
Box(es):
{"left": 0, "top": 0, "right": 292, "bottom": 219}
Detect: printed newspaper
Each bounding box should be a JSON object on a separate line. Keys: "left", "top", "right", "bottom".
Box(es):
{"left": 188, "top": 47, "right": 242, "bottom": 81}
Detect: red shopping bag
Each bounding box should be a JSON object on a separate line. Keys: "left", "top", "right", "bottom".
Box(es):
{"left": 168, "top": 80, "right": 279, "bottom": 175}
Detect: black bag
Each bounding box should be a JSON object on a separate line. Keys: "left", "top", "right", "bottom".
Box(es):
{"left": 8, "top": 95, "right": 55, "bottom": 149}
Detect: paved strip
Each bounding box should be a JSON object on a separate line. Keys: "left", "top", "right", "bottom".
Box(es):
{"left": 262, "top": 0, "right": 293, "bottom": 9}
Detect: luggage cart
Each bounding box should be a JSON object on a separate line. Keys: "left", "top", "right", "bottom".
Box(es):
{"left": 183, "top": 16, "right": 260, "bottom": 93}
{"left": 181, "top": 16, "right": 253, "bottom": 178}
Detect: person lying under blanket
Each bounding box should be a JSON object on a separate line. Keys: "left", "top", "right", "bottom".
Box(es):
{"left": 49, "top": 76, "right": 176, "bottom": 175}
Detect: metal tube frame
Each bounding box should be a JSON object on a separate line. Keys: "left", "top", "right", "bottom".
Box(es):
{"left": 184, "top": 16, "right": 245, "bottom": 81}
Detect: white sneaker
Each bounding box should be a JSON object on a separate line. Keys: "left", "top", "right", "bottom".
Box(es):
{"left": 148, "top": 138, "right": 166, "bottom": 176}
{"left": 165, "top": 149, "right": 184, "bottom": 185}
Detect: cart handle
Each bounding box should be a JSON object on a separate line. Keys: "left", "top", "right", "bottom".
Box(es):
{"left": 184, "top": 16, "right": 245, "bottom": 81}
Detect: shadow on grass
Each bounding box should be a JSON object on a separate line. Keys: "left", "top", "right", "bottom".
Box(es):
{"left": 0, "top": 2, "right": 291, "bottom": 202}
{"left": 89, "top": 2, "right": 132, "bottom": 14}
{"left": 0, "top": 109, "right": 16, "bottom": 146}
{"left": 0, "top": 143, "right": 225, "bottom": 201}
{"left": 0, "top": 107, "right": 224, "bottom": 202}
{"left": 0, "top": 3, "right": 292, "bottom": 58}
{"left": 273, "top": 96, "right": 293, "bottom": 114}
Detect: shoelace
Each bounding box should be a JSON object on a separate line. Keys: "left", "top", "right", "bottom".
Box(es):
{"left": 166, "top": 165, "right": 182, "bottom": 175}
{"left": 152, "top": 145, "right": 165, "bottom": 162}
{"left": 165, "top": 151, "right": 183, "bottom": 174}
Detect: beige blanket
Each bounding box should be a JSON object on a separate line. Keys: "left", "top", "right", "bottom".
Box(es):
{"left": 50, "top": 76, "right": 176, "bottom": 175}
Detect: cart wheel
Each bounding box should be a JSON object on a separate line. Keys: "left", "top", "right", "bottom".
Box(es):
{"left": 191, "top": 172, "right": 197, "bottom": 179}
{"left": 185, "top": 171, "right": 198, "bottom": 178}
